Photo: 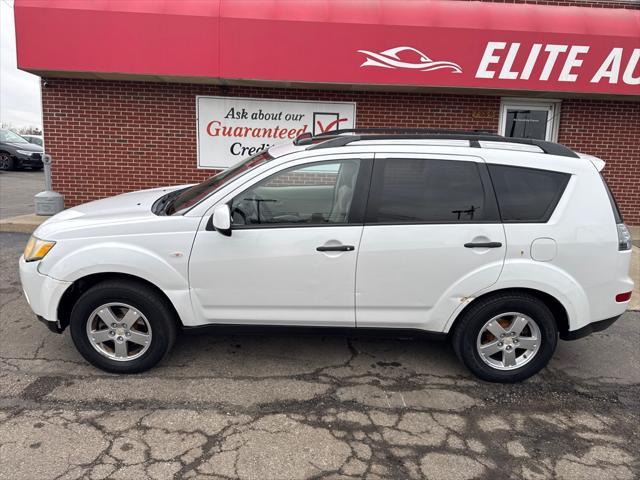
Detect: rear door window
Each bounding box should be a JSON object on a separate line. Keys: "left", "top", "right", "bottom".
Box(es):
{"left": 366, "top": 158, "right": 498, "bottom": 223}
{"left": 488, "top": 164, "right": 570, "bottom": 222}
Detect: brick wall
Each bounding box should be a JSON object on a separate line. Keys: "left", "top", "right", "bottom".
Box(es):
{"left": 41, "top": 78, "right": 639, "bottom": 224}
{"left": 557, "top": 99, "right": 640, "bottom": 221}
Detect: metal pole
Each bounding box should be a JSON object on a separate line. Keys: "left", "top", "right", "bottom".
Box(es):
{"left": 43, "top": 154, "right": 53, "bottom": 191}
{"left": 34, "top": 154, "right": 64, "bottom": 215}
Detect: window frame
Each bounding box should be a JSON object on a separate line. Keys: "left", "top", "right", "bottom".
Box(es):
{"left": 486, "top": 163, "right": 571, "bottom": 224}
{"left": 499, "top": 98, "right": 561, "bottom": 142}
{"left": 228, "top": 157, "right": 374, "bottom": 230}
{"left": 364, "top": 156, "right": 501, "bottom": 226}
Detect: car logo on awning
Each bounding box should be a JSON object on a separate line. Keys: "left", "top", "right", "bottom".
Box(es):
{"left": 357, "top": 46, "right": 462, "bottom": 73}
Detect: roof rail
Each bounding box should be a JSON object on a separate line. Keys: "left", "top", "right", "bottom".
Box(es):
{"left": 293, "top": 128, "right": 496, "bottom": 146}
{"left": 294, "top": 129, "right": 579, "bottom": 158}
{"left": 316, "top": 127, "right": 496, "bottom": 137}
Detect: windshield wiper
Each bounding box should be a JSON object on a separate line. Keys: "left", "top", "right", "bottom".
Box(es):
{"left": 152, "top": 189, "right": 184, "bottom": 216}
{"left": 164, "top": 195, "right": 179, "bottom": 215}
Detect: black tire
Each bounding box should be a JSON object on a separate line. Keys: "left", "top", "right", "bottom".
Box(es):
{"left": 0, "top": 153, "right": 15, "bottom": 171}
{"left": 69, "top": 280, "right": 178, "bottom": 373}
{"left": 452, "top": 292, "right": 558, "bottom": 383}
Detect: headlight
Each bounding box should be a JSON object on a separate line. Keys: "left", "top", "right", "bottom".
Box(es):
{"left": 16, "top": 150, "right": 36, "bottom": 156}
{"left": 23, "top": 236, "right": 56, "bottom": 262}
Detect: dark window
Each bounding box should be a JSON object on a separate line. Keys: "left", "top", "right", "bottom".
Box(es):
{"left": 231, "top": 160, "right": 361, "bottom": 226}
{"left": 488, "top": 164, "right": 570, "bottom": 222}
{"left": 505, "top": 109, "right": 549, "bottom": 140}
{"left": 367, "top": 159, "right": 492, "bottom": 223}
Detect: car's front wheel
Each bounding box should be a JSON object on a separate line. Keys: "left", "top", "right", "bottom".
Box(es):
{"left": 0, "top": 153, "right": 15, "bottom": 170}
{"left": 69, "top": 280, "right": 178, "bottom": 373}
{"left": 452, "top": 292, "right": 558, "bottom": 383}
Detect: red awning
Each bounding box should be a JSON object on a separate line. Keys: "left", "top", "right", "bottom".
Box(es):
{"left": 14, "top": 0, "right": 640, "bottom": 96}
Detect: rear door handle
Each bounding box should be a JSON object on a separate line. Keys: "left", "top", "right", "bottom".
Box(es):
{"left": 464, "top": 242, "right": 502, "bottom": 248}
{"left": 316, "top": 245, "right": 355, "bottom": 252}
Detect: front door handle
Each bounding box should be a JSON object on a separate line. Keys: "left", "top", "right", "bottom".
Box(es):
{"left": 316, "top": 245, "right": 355, "bottom": 252}
{"left": 464, "top": 241, "right": 502, "bottom": 248}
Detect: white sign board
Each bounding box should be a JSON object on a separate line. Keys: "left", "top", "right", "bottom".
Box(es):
{"left": 196, "top": 96, "right": 356, "bottom": 168}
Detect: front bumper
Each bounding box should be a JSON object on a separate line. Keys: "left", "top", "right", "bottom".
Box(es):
{"left": 19, "top": 256, "right": 71, "bottom": 331}
{"left": 15, "top": 153, "right": 43, "bottom": 168}
{"left": 37, "top": 315, "right": 64, "bottom": 333}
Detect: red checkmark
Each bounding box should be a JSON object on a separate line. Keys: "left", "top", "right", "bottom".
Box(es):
{"left": 316, "top": 117, "right": 348, "bottom": 133}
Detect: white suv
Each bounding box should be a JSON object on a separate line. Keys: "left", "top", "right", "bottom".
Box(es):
{"left": 19, "top": 129, "right": 634, "bottom": 382}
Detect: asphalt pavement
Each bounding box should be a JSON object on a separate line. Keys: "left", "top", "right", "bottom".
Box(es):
{"left": 0, "top": 170, "right": 44, "bottom": 219}
{"left": 0, "top": 232, "right": 638, "bottom": 480}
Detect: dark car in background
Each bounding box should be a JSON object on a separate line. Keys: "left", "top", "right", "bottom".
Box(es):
{"left": 0, "top": 129, "right": 44, "bottom": 170}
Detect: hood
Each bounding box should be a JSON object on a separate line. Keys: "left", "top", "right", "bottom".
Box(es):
{"left": 8, "top": 142, "right": 42, "bottom": 152}
{"left": 35, "top": 184, "right": 191, "bottom": 239}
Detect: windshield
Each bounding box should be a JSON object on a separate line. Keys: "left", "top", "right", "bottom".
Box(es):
{"left": 0, "top": 130, "right": 29, "bottom": 144}
{"left": 167, "top": 151, "right": 274, "bottom": 215}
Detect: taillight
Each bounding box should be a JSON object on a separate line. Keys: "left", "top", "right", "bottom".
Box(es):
{"left": 617, "top": 223, "right": 632, "bottom": 251}
{"left": 616, "top": 291, "right": 632, "bottom": 302}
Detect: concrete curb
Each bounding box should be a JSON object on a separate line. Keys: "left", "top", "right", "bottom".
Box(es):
{"left": 0, "top": 214, "right": 48, "bottom": 234}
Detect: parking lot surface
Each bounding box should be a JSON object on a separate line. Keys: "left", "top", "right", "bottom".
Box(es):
{"left": 0, "top": 170, "right": 44, "bottom": 219}
{"left": 0, "top": 232, "right": 638, "bottom": 480}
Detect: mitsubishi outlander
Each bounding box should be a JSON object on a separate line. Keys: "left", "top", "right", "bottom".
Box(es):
{"left": 19, "top": 129, "right": 634, "bottom": 382}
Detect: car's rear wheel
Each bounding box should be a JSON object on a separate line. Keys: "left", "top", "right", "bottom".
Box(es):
{"left": 452, "top": 292, "right": 558, "bottom": 383}
{"left": 69, "top": 280, "right": 178, "bottom": 373}
{"left": 0, "top": 153, "right": 15, "bottom": 171}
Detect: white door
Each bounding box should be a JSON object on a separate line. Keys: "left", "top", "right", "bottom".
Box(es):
{"left": 355, "top": 154, "right": 506, "bottom": 331}
{"left": 189, "top": 157, "right": 372, "bottom": 326}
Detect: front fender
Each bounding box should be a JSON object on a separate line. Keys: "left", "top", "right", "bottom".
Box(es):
{"left": 41, "top": 241, "right": 185, "bottom": 286}
{"left": 443, "top": 260, "right": 589, "bottom": 333}
{"left": 38, "top": 240, "right": 195, "bottom": 325}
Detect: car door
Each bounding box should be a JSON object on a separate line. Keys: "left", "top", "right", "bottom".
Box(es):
{"left": 355, "top": 153, "right": 506, "bottom": 332}
{"left": 189, "top": 155, "right": 373, "bottom": 326}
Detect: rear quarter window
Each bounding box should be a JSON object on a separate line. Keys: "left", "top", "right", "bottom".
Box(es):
{"left": 488, "top": 164, "right": 570, "bottom": 222}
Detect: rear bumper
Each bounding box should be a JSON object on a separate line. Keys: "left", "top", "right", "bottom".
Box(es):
{"left": 560, "top": 314, "right": 622, "bottom": 341}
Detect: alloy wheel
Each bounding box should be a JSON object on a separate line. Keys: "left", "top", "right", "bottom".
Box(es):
{"left": 86, "top": 302, "right": 152, "bottom": 361}
{"left": 476, "top": 312, "right": 541, "bottom": 371}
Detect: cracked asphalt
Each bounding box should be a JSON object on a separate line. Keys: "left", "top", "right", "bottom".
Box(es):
{"left": 0, "top": 231, "right": 638, "bottom": 480}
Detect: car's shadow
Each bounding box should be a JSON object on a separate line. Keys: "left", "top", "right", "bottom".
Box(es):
{"left": 163, "top": 328, "right": 467, "bottom": 379}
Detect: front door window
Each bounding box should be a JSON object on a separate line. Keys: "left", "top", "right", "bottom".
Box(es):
{"left": 230, "top": 160, "right": 361, "bottom": 226}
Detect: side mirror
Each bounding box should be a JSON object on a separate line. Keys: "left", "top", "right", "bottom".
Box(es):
{"left": 211, "top": 204, "right": 232, "bottom": 236}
